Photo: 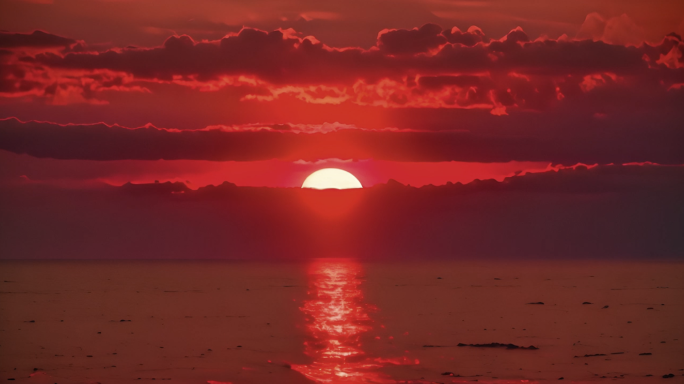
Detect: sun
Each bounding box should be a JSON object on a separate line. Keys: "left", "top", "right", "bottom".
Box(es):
{"left": 301, "top": 168, "right": 363, "bottom": 190}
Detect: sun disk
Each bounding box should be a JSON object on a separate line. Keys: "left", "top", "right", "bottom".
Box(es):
{"left": 301, "top": 168, "right": 363, "bottom": 190}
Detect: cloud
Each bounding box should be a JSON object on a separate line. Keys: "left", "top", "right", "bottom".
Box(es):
{"left": 1, "top": 117, "right": 683, "bottom": 164}
{"left": 576, "top": 13, "right": 607, "bottom": 41}
{"left": 27, "top": 25, "right": 659, "bottom": 85}
{"left": 1, "top": 164, "right": 682, "bottom": 260}
{"left": 577, "top": 13, "right": 646, "bottom": 46}
{"left": 377, "top": 23, "right": 447, "bottom": 55}
{"left": 0, "top": 25, "right": 681, "bottom": 129}
{"left": 602, "top": 14, "right": 645, "bottom": 46}
{"left": 11, "top": 25, "right": 681, "bottom": 113}
{"left": 0, "top": 31, "right": 76, "bottom": 48}
{"left": 0, "top": 62, "right": 43, "bottom": 95}
{"left": 0, "top": 46, "right": 149, "bottom": 101}
{"left": 442, "top": 26, "right": 487, "bottom": 46}
{"left": 416, "top": 74, "right": 487, "bottom": 89}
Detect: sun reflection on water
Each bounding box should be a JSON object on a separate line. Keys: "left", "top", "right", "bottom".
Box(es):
{"left": 289, "top": 260, "right": 546, "bottom": 384}
{"left": 291, "top": 259, "right": 416, "bottom": 383}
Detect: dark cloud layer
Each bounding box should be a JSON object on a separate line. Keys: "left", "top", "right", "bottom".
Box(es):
{"left": 1, "top": 165, "right": 682, "bottom": 260}
{"left": 27, "top": 26, "right": 669, "bottom": 85}
{"left": 2, "top": 25, "right": 680, "bottom": 121}
{"left": 0, "top": 31, "right": 76, "bottom": 48}
{"left": 377, "top": 23, "right": 447, "bottom": 55}
{"left": 1, "top": 118, "right": 682, "bottom": 164}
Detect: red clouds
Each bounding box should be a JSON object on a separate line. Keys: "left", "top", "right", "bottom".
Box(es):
{"left": 2, "top": 164, "right": 683, "bottom": 260}
{"left": 442, "top": 26, "right": 486, "bottom": 46}
{"left": 377, "top": 23, "right": 447, "bottom": 55}
{"left": 0, "top": 30, "right": 76, "bottom": 48}
{"left": 2, "top": 117, "right": 683, "bottom": 165}
{"left": 577, "top": 13, "right": 645, "bottom": 46}
{"left": 1, "top": 22, "right": 683, "bottom": 165}
{"left": 30, "top": 25, "right": 660, "bottom": 83}
{"left": 7, "top": 23, "right": 679, "bottom": 118}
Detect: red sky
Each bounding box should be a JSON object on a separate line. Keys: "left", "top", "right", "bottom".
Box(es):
{"left": 1, "top": 0, "right": 684, "bottom": 260}
{"left": 1, "top": 150, "right": 556, "bottom": 188}
{"left": 1, "top": 0, "right": 683, "bottom": 189}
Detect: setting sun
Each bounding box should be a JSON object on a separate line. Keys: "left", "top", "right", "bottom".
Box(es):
{"left": 301, "top": 168, "right": 363, "bottom": 190}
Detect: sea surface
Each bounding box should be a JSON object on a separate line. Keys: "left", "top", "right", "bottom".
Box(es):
{"left": 0, "top": 260, "right": 682, "bottom": 383}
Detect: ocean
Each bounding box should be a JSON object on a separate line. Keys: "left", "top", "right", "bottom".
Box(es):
{"left": 1, "top": 260, "right": 682, "bottom": 383}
